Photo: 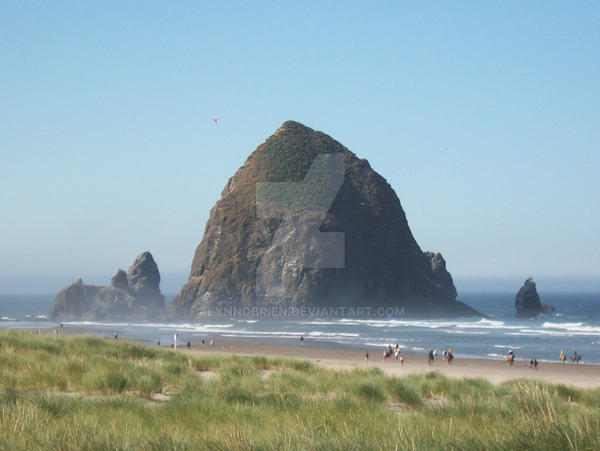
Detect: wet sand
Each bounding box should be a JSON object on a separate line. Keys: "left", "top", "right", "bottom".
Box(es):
{"left": 182, "top": 338, "right": 600, "bottom": 388}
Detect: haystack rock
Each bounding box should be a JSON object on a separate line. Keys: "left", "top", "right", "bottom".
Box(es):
{"left": 52, "top": 251, "right": 165, "bottom": 320}
{"left": 169, "top": 121, "right": 480, "bottom": 318}
{"left": 515, "top": 277, "right": 555, "bottom": 318}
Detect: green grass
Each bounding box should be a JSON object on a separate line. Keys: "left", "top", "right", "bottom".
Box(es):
{"left": 1, "top": 330, "right": 600, "bottom": 450}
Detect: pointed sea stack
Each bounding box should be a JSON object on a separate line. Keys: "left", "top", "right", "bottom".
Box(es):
{"left": 52, "top": 251, "right": 165, "bottom": 320}
{"left": 170, "top": 121, "right": 480, "bottom": 318}
{"left": 515, "top": 277, "right": 555, "bottom": 318}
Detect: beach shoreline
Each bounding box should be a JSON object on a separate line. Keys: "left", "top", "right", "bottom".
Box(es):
{"left": 13, "top": 327, "right": 600, "bottom": 388}
{"left": 179, "top": 337, "right": 600, "bottom": 388}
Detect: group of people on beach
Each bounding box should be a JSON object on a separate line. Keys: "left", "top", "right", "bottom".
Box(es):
{"left": 504, "top": 349, "right": 583, "bottom": 367}
{"left": 368, "top": 345, "right": 455, "bottom": 366}
{"left": 380, "top": 344, "right": 405, "bottom": 365}
{"left": 560, "top": 349, "right": 582, "bottom": 364}
{"left": 107, "top": 330, "right": 217, "bottom": 350}
{"left": 505, "top": 349, "right": 537, "bottom": 368}
{"left": 427, "top": 348, "right": 454, "bottom": 365}
{"left": 161, "top": 337, "right": 214, "bottom": 349}
{"left": 372, "top": 345, "right": 586, "bottom": 368}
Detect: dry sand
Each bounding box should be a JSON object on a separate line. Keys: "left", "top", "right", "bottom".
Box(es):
{"left": 182, "top": 339, "right": 600, "bottom": 389}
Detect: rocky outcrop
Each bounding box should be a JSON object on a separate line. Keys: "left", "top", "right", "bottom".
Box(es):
{"left": 424, "top": 252, "right": 457, "bottom": 300}
{"left": 126, "top": 252, "right": 163, "bottom": 308}
{"left": 52, "top": 252, "right": 165, "bottom": 320}
{"left": 515, "top": 277, "right": 555, "bottom": 318}
{"left": 169, "top": 121, "right": 480, "bottom": 318}
{"left": 110, "top": 269, "right": 129, "bottom": 292}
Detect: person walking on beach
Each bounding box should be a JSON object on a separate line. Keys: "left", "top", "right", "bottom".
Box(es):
{"left": 114, "top": 331, "right": 118, "bottom": 340}
{"left": 447, "top": 349, "right": 454, "bottom": 365}
{"left": 210, "top": 339, "right": 214, "bottom": 348}
{"left": 157, "top": 338, "right": 160, "bottom": 346}
{"left": 187, "top": 340, "right": 191, "bottom": 349}
{"left": 534, "top": 359, "right": 538, "bottom": 371}
{"left": 300, "top": 336, "right": 304, "bottom": 344}
{"left": 399, "top": 354, "right": 404, "bottom": 366}
{"left": 427, "top": 349, "right": 434, "bottom": 365}
{"left": 365, "top": 352, "right": 369, "bottom": 363}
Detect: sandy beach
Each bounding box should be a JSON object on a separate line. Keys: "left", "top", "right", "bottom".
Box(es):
{"left": 181, "top": 338, "right": 600, "bottom": 389}
{"left": 19, "top": 327, "right": 600, "bottom": 388}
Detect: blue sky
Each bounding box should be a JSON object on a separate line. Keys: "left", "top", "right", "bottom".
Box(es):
{"left": 1, "top": 2, "right": 599, "bottom": 294}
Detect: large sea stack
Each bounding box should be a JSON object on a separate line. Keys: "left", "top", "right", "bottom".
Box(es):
{"left": 52, "top": 251, "right": 165, "bottom": 320}
{"left": 515, "top": 277, "right": 555, "bottom": 318}
{"left": 170, "top": 121, "right": 480, "bottom": 318}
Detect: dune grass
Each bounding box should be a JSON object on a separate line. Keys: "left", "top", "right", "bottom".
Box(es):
{"left": 1, "top": 331, "right": 599, "bottom": 450}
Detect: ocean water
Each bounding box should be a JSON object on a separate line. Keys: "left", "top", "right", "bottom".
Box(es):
{"left": 1, "top": 292, "right": 599, "bottom": 364}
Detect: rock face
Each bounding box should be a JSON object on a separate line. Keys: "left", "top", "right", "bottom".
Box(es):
{"left": 52, "top": 252, "right": 165, "bottom": 320}
{"left": 515, "top": 277, "right": 555, "bottom": 318}
{"left": 169, "top": 121, "right": 480, "bottom": 317}
{"left": 110, "top": 269, "right": 129, "bottom": 292}
{"left": 424, "top": 252, "right": 457, "bottom": 301}
{"left": 127, "top": 252, "right": 162, "bottom": 301}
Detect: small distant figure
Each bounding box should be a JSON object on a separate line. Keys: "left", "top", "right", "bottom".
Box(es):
{"left": 114, "top": 332, "right": 118, "bottom": 340}
{"left": 427, "top": 349, "right": 434, "bottom": 365}
{"left": 60, "top": 323, "right": 64, "bottom": 329}
{"left": 506, "top": 352, "right": 515, "bottom": 366}
{"left": 383, "top": 345, "right": 393, "bottom": 361}
{"left": 187, "top": 340, "right": 191, "bottom": 349}
{"left": 534, "top": 359, "right": 539, "bottom": 371}
{"left": 442, "top": 349, "right": 448, "bottom": 359}
{"left": 529, "top": 359, "right": 534, "bottom": 369}
{"left": 433, "top": 349, "right": 438, "bottom": 360}
{"left": 210, "top": 339, "right": 214, "bottom": 348}
{"left": 559, "top": 350, "right": 567, "bottom": 364}
{"left": 394, "top": 345, "right": 400, "bottom": 360}
{"left": 571, "top": 351, "right": 581, "bottom": 364}
{"left": 365, "top": 352, "right": 369, "bottom": 363}
{"left": 300, "top": 336, "right": 304, "bottom": 344}
{"left": 399, "top": 354, "right": 404, "bottom": 366}
{"left": 174, "top": 333, "right": 178, "bottom": 350}
{"left": 201, "top": 339, "right": 205, "bottom": 347}
{"left": 447, "top": 349, "right": 454, "bottom": 365}
{"left": 157, "top": 338, "right": 161, "bottom": 346}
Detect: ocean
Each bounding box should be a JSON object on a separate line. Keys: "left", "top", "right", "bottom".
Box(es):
{"left": 1, "top": 292, "right": 599, "bottom": 364}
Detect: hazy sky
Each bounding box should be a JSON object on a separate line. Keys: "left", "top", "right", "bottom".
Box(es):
{"left": 1, "top": 2, "right": 599, "bottom": 294}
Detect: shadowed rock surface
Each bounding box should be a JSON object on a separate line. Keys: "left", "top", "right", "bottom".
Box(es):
{"left": 110, "top": 269, "right": 129, "bottom": 292}
{"left": 170, "top": 121, "right": 480, "bottom": 318}
{"left": 424, "top": 252, "right": 457, "bottom": 301}
{"left": 515, "top": 277, "right": 555, "bottom": 318}
{"left": 52, "top": 252, "right": 165, "bottom": 320}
